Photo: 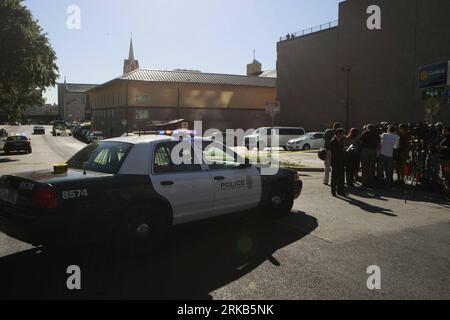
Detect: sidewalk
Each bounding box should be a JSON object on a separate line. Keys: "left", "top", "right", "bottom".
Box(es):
{"left": 233, "top": 147, "right": 325, "bottom": 172}
{"left": 281, "top": 150, "right": 325, "bottom": 172}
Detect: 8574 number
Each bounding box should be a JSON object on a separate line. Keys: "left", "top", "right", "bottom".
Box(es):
{"left": 62, "top": 189, "right": 88, "bottom": 200}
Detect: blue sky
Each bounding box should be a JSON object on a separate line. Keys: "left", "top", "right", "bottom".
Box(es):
{"left": 25, "top": 0, "right": 341, "bottom": 104}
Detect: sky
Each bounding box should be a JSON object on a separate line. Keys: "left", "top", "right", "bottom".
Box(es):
{"left": 24, "top": 0, "right": 342, "bottom": 104}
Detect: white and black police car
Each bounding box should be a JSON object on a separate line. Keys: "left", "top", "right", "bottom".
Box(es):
{"left": 0, "top": 134, "right": 302, "bottom": 254}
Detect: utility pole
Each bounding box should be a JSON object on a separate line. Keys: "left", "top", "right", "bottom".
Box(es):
{"left": 342, "top": 66, "right": 352, "bottom": 130}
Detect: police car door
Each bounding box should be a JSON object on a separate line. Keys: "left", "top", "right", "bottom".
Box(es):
{"left": 203, "top": 142, "right": 261, "bottom": 216}
{"left": 151, "top": 141, "right": 214, "bottom": 225}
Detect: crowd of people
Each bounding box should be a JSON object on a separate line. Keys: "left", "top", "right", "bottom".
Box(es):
{"left": 322, "top": 122, "right": 450, "bottom": 197}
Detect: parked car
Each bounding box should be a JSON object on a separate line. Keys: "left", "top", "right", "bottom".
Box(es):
{"left": 86, "top": 131, "right": 105, "bottom": 143}
{"left": 244, "top": 127, "right": 306, "bottom": 150}
{"left": 3, "top": 134, "right": 32, "bottom": 154}
{"left": 33, "top": 126, "right": 45, "bottom": 135}
{"left": 286, "top": 132, "right": 325, "bottom": 151}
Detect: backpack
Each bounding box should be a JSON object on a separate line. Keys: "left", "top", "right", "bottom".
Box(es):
{"left": 318, "top": 148, "right": 327, "bottom": 161}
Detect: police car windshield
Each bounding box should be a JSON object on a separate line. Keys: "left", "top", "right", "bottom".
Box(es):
{"left": 67, "top": 141, "right": 133, "bottom": 174}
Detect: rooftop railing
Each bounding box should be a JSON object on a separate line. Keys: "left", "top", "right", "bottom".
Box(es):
{"left": 279, "top": 20, "right": 339, "bottom": 42}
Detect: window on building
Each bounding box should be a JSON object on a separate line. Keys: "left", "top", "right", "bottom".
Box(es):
{"left": 136, "top": 109, "right": 149, "bottom": 120}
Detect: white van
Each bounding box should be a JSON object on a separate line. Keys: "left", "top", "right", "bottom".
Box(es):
{"left": 244, "top": 127, "right": 305, "bottom": 150}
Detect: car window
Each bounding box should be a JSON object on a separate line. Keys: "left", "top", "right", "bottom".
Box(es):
{"left": 67, "top": 141, "right": 132, "bottom": 174}
{"left": 313, "top": 133, "right": 324, "bottom": 139}
{"left": 291, "top": 129, "right": 305, "bottom": 136}
{"left": 7, "top": 136, "right": 27, "bottom": 141}
{"left": 278, "top": 128, "right": 304, "bottom": 136}
{"left": 203, "top": 142, "right": 242, "bottom": 170}
{"left": 153, "top": 142, "right": 202, "bottom": 174}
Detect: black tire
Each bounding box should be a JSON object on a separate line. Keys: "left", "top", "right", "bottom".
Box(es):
{"left": 264, "top": 183, "right": 294, "bottom": 218}
{"left": 115, "top": 204, "right": 171, "bottom": 258}
{"left": 282, "top": 146, "right": 288, "bottom": 151}
{"left": 302, "top": 144, "right": 311, "bottom": 151}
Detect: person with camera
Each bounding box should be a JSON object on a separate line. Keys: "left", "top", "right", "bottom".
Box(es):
{"left": 427, "top": 123, "right": 444, "bottom": 184}
{"left": 360, "top": 124, "right": 381, "bottom": 188}
{"left": 395, "top": 124, "right": 410, "bottom": 183}
{"left": 438, "top": 126, "right": 450, "bottom": 192}
{"left": 345, "top": 128, "right": 360, "bottom": 187}
{"left": 323, "top": 122, "right": 341, "bottom": 185}
{"left": 330, "top": 128, "right": 347, "bottom": 197}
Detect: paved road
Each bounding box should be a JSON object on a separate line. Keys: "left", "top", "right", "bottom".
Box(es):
{"left": 0, "top": 126, "right": 449, "bottom": 299}
{"left": 0, "top": 125, "right": 85, "bottom": 175}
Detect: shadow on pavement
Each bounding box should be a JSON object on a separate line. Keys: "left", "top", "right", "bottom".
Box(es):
{"left": 0, "top": 152, "right": 28, "bottom": 157}
{"left": 347, "top": 184, "right": 450, "bottom": 208}
{"left": 339, "top": 195, "right": 397, "bottom": 217}
{"left": 0, "top": 158, "right": 19, "bottom": 163}
{"left": 0, "top": 210, "right": 318, "bottom": 300}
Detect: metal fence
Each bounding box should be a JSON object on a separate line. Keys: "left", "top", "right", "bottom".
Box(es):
{"left": 280, "top": 20, "right": 339, "bottom": 42}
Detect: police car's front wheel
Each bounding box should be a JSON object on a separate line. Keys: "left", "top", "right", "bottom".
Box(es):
{"left": 265, "top": 183, "right": 294, "bottom": 218}
{"left": 116, "top": 205, "right": 170, "bottom": 257}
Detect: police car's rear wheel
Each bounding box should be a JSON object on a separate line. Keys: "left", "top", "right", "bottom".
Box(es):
{"left": 117, "top": 205, "right": 170, "bottom": 257}
{"left": 265, "top": 183, "right": 294, "bottom": 218}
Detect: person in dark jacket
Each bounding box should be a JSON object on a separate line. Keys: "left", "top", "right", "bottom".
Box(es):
{"left": 330, "top": 128, "right": 346, "bottom": 197}
{"left": 360, "top": 124, "right": 381, "bottom": 188}
{"left": 323, "top": 122, "right": 341, "bottom": 185}
{"left": 438, "top": 126, "right": 450, "bottom": 192}
{"left": 345, "top": 128, "right": 361, "bottom": 187}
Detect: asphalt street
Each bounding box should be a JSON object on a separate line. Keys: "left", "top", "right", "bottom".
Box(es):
{"left": 0, "top": 126, "right": 449, "bottom": 299}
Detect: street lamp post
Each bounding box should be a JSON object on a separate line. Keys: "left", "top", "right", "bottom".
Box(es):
{"left": 342, "top": 66, "right": 351, "bottom": 130}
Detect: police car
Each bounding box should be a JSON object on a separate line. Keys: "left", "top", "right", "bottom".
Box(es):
{"left": 3, "top": 134, "right": 32, "bottom": 154}
{"left": 0, "top": 134, "right": 302, "bottom": 254}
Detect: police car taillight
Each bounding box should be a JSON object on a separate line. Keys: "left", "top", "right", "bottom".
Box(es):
{"left": 32, "top": 186, "right": 58, "bottom": 209}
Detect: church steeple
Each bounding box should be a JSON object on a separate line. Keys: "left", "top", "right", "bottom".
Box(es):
{"left": 128, "top": 37, "right": 135, "bottom": 61}
{"left": 247, "top": 50, "right": 262, "bottom": 76}
{"left": 123, "top": 37, "right": 139, "bottom": 74}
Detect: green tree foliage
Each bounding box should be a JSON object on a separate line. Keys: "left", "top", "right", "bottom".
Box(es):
{"left": 0, "top": 0, "right": 58, "bottom": 121}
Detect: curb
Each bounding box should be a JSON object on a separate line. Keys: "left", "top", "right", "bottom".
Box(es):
{"left": 282, "top": 167, "right": 325, "bottom": 173}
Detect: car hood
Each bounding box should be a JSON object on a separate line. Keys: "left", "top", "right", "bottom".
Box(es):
{"left": 289, "top": 137, "right": 307, "bottom": 143}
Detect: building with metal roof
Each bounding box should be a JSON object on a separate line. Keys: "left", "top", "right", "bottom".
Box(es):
{"left": 88, "top": 41, "right": 277, "bottom": 137}
{"left": 118, "top": 68, "right": 276, "bottom": 87}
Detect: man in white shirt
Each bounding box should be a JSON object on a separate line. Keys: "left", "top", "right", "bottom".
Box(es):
{"left": 378, "top": 126, "right": 400, "bottom": 188}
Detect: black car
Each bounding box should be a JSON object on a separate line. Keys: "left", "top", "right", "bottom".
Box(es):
{"left": 33, "top": 126, "right": 45, "bottom": 135}
{"left": 3, "top": 134, "right": 32, "bottom": 154}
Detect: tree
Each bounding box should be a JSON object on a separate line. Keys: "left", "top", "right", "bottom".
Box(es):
{"left": 0, "top": 0, "right": 58, "bottom": 121}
